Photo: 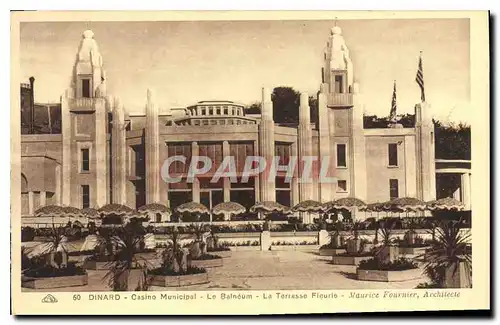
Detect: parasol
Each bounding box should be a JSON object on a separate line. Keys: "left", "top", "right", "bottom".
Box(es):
{"left": 138, "top": 203, "right": 171, "bottom": 223}
{"left": 212, "top": 202, "right": 246, "bottom": 221}
{"left": 426, "top": 197, "right": 465, "bottom": 211}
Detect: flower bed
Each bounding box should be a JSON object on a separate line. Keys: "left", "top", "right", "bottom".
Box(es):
{"left": 148, "top": 267, "right": 209, "bottom": 287}
{"left": 398, "top": 246, "right": 430, "bottom": 255}
{"left": 207, "top": 247, "right": 232, "bottom": 258}
{"left": 191, "top": 254, "right": 223, "bottom": 268}
{"left": 22, "top": 274, "right": 89, "bottom": 289}
{"left": 22, "top": 263, "right": 88, "bottom": 289}
{"left": 318, "top": 247, "right": 346, "bottom": 256}
{"left": 357, "top": 268, "right": 422, "bottom": 282}
{"left": 331, "top": 253, "right": 374, "bottom": 266}
{"left": 358, "top": 257, "right": 418, "bottom": 271}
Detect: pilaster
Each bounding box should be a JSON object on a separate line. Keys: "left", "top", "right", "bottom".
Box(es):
{"left": 145, "top": 89, "right": 160, "bottom": 204}
{"left": 318, "top": 91, "right": 333, "bottom": 202}
{"left": 258, "top": 88, "right": 276, "bottom": 202}
{"left": 112, "top": 98, "right": 127, "bottom": 204}
{"left": 94, "top": 97, "right": 108, "bottom": 207}
{"left": 61, "top": 91, "right": 72, "bottom": 205}
{"left": 192, "top": 142, "right": 200, "bottom": 203}
{"left": 298, "top": 92, "right": 314, "bottom": 202}
{"left": 350, "top": 83, "right": 367, "bottom": 201}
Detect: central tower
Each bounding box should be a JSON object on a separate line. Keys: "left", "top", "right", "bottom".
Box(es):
{"left": 317, "top": 25, "right": 367, "bottom": 202}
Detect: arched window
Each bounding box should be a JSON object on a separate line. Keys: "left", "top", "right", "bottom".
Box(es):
{"left": 21, "top": 173, "right": 28, "bottom": 193}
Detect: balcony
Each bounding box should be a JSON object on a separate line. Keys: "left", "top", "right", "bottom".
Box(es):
{"left": 69, "top": 97, "right": 99, "bottom": 112}
{"left": 328, "top": 93, "right": 353, "bottom": 107}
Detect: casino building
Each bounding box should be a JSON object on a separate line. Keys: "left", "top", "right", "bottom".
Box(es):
{"left": 19, "top": 26, "right": 471, "bottom": 221}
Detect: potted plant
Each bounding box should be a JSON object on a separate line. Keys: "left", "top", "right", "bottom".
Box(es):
{"left": 346, "top": 221, "right": 364, "bottom": 254}
{"left": 418, "top": 219, "right": 472, "bottom": 288}
{"left": 22, "top": 222, "right": 88, "bottom": 289}
{"left": 375, "top": 218, "right": 399, "bottom": 264}
{"left": 102, "top": 217, "right": 151, "bottom": 291}
{"left": 402, "top": 217, "right": 422, "bottom": 246}
{"left": 148, "top": 227, "right": 209, "bottom": 287}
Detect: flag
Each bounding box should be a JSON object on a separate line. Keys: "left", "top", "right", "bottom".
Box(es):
{"left": 389, "top": 80, "right": 397, "bottom": 122}
{"left": 415, "top": 52, "right": 425, "bottom": 102}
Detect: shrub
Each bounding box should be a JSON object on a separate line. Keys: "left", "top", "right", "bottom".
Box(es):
{"left": 415, "top": 282, "right": 441, "bottom": 289}
{"left": 21, "top": 227, "right": 36, "bottom": 242}
{"left": 358, "top": 257, "right": 418, "bottom": 271}
{"left": 320, "top": 242, "right": 346, "bottom": 250}
{"left": 23, "top": 261, "right": 87, "bottom": 278}
{"left": 148, "top": 266, "right": 206, "bottom": 276}
{"left": 207, "top": 246, "right": 231, "bottom": 252}
{"left": 192, "top": 253, "right": 222, "bottom": 261}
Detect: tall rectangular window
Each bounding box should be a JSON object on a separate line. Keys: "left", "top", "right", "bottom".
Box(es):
{"left": 388, "top": 143, "right": 398, "bottom": 167}
{"left": 334, "top": 75, "right": 344, "bottom": 93}
{"left": 82, "top": 79, "right": 90, "bottom": 98}
{"left": 337, "top": 144, "right": 347, "bottom": 167}
{"left": 389, "top": 179, "right": 399, "bottom": 200}
{"left": 82, "top": 185, "right": 90, "bottom": 208}
{"left": 81, "top": 148, "right": 90, "bottom": 172}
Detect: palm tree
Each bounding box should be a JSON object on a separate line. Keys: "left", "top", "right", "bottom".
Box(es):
{"left": 102, "top": 218, "right": 151, "bottom": 291}
{"left": 375, "top": 218, "right": 398, "bottom": 263}
{"left": 402, "top": 217, "right": 422, "bottom": 246}
{"left": 160, "top": 227, "right": 191, "bottom": 273}
{"left": 24, "top": 222, "right": 74, "bottom": 269}
{"left": 418, "top": 220, "right": 472, "bottom": 288}
{"left": 189, "top": 223, "right": 209, "bottom": 259}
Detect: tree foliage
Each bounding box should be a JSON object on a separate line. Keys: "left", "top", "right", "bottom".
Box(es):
{"left": 245, "top": 86, "right": 318, "bottom": 125}
{"left": 434, "top": 120, "right": 471, "bottom": 160}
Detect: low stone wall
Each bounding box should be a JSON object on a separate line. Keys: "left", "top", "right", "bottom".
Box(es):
{"left": 356, "top": 268, "right": 422, "bottom": 282}
{"left": 22, "top": 274, "right": 88, "bottom": 289}
{"left": 270, "top": 231, "right": 318, "bottom": 245}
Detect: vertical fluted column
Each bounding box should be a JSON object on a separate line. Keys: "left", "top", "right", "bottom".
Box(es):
{"left": 112, "top": 98, "right": 127, "bottom": 204}
{"left": 145, "top": 89, "right": 160, "bottom": 203}
{"left": 298, "top": 92, "right": 313, "bottom": 202}
{"left": 258, "top": 88, "right": 276, "bottom": 202}
{"left": 223, "top": 140, "right": 231, "bottom": 202}
{"left": 191, "top": 142, "right": 200, "bottom": 203}
{"left": 95, "top": 97, "right": 108, "bottom": 207}
{"left": 61, "top": 90, "right": 72, "bottom": 205}
{"left": 350, "top": 83, "right": 367, "bottom": 202}
{"left": 318, "top": 91, "right": 333, "bottom": 202}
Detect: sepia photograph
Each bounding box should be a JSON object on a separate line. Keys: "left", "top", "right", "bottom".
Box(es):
{"left": 10, "top": 10, "right": 490, "bottom": 315}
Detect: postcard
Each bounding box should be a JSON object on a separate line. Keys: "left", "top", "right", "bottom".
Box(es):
{"left": 11, "top": 10, "right": 490, "bottom": 315}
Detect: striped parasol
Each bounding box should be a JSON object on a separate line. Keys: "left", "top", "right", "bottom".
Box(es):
{"left": 138, "top": 203, "right": 171, "bottom": 222}
{"left": 383, "top": 197, "right": 426, "bottom": 212}
{"left": 81, "top": 207, "right": 100, "bottom": 219}
{"left": 176, "top": 202, "right": 210, "bottom": 215}
{"left": 426, "top": 197, "right": 465, "bottom": 211}
{"left": 361, "top": 202, "right": 388, "bottom": 212}
{"left": 323, "top": 197, "right": 367, "bottom": 211}
{"left": 34, "top": 205, "right": 65, "bottom": 217}
{"left": 138, "top": 203, "right": 171, "bottom": 214}
{"left": 63, "top": 206, "right": 82, "bottom": 217}
{"left": 98, "top": 204, "right": 135, "bottom": 217}
{"left": 250, "top": 201, "right": 291, "bottom": 214}
{"left": 292, "top": 200, "right": 325, "bottom": 213}
{"left": 212, "top": 202, "right": 246, "bottom": 221}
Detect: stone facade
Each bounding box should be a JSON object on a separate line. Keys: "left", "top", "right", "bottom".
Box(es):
{"left": 20, "top": 27, "right": 442, "bottom": 219}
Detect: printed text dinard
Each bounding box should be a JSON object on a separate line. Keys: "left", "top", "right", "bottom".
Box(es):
{"left": 86, "top": 290, "right": 460, "bottom": 301}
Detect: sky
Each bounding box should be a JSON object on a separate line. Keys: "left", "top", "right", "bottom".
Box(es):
{"left": 19, "top": 19, "right": 470, "bottom": 123}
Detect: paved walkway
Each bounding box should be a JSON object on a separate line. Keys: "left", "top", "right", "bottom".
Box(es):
{"left": 22, "top": 250, "right": 427, "bottom": 292}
